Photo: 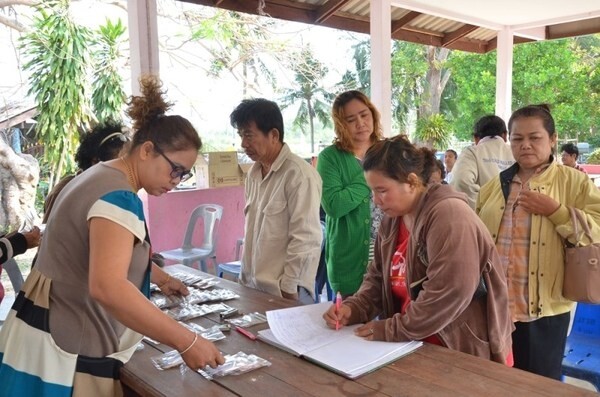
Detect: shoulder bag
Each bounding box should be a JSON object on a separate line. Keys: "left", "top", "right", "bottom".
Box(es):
{"left": 563, "top": 207, "right": 600, "bottom": 304}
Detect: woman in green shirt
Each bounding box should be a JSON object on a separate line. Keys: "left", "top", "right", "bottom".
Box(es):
{"left": 317, "top": 91, "right": 383, "bottom": 296}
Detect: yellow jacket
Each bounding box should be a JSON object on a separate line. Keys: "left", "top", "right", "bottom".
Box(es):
{"left": 477, "top": 161, "right": 600, "bottom": 318}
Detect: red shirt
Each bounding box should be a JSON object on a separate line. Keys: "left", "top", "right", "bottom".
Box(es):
{"left": 390, "top": 220, "right": 442, "bottom": 346}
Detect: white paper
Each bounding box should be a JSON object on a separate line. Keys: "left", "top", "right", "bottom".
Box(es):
{"left": 263, "top": 302, "right": 422, "bottom": 379}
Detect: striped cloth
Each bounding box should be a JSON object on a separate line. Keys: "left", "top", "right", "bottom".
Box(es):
{"left": 0, "top": 189, "right": 149, "bottom": 396}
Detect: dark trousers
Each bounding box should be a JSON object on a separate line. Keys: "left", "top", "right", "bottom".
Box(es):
{"left": 314, "top": 221, "right": 333, "bottom": 303}
{"left": 512, "top": 311, "right": 570, "bottom": 380}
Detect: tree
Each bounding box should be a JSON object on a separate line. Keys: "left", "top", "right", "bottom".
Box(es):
{"left": 447, "top": 37, "right": 600, "bottom": 142}
{"left": 279, "top": 46, "right": 333, "bottom": 153}
{"left": 335, "top": 40, "right": 371, "bottom": 95}
{"left": 415, "top": 113, "right": 451, "bottom": 149}
{"left": 20, "top": 0, "right": 92, "bottom": 189}
{"left": 0, "top": 137, "right": 39, "bottom": 231}
{"left": 91, "top": 18, "right": 127, "bottom": 124}
{"left": 190, "top": 10, "right": 287, "bottom": 98}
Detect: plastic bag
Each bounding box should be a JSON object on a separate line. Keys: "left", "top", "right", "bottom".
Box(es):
{"left": 225, "top": 312, "right": 267, "bottom": 327}
{"left": 198, "top": 352, "right": 271, "bottom": 380}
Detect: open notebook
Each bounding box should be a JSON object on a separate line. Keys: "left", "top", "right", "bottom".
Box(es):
{"left": 257, "top": 302, "right": 422, "bottom": 379}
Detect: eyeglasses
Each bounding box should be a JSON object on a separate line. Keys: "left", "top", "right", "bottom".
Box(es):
{"left": 152, "top": 143, "right": 193, "bottom": 182}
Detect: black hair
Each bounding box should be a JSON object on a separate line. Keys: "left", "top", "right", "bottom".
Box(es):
{"left": 561, "top": 142, "right": 579, "bottom": 158}
{"left": 229, "top": 98, "right": 285, "bottom": 142}
{"left": 474, "top": 115, "right": 507, "bottom": 139}
{"left": 445, "top": 149, "right": 458, "bottom": 159}
{"left": 363, "top": 135, "right": 437, "bottom": 185}
{"left": 75, "top": 122, "right": 128, "bottom": 170}
{"left": 434, "top": 159, "right": 446, "bottom": 180}
{"left": 508, "top": 104, "right": 555, "bottom": 136}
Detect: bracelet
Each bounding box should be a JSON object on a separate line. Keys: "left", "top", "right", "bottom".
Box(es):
{"left": 158, "top": 274, "right": 171, "bottom": 289}
{"left": 179, "top": 333, "right": 198, "bottom": 355}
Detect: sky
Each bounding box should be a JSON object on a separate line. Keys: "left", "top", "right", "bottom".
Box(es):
{"left": 0, "top": 0, "right": 368, "bottom": 155}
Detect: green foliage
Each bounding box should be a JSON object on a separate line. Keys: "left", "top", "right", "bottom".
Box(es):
{"left": 334, "top": 41, "right": 371, "bottom": 95}
{"left": 447, "top": 37, "right": 600, "bottom": 142}
{"left": 415, "top": 113, "right": 451, "bottom": 149}
{"left": 587, "top": 149, "right": 600, "bottom": 165}
{"left": 20, "top": 0, "right": 93, "bottom": 189}
{"left": 279, "top": 46, "right": 333, "bottom": 153}
{"left": 445, "top": 50, "right": 496, "bottom": 140}
{"left": 92, "top": 18, "right": 127, "bottom": 124}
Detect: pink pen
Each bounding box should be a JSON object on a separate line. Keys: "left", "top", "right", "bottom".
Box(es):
{"left": 235, "top": 326, "right": 257, "bottom": 341}
{"left": 335, "top": 291, "right": 342, "bottom": 331}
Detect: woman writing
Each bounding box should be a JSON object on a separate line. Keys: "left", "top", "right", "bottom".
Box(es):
{"left": 317, "top": 90, "right": 384, "bottom": 297}
{"left": 0, "top": 76, "right": 224, "bottom": 395}
{"left": 324, "top": 135, "right": 513, "bottom": 363}
{"left": 477, "top": 104, "right": 600, "bottom": 379}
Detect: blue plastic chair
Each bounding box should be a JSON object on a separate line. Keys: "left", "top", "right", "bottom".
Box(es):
{"left": 217, "top": 238, "right": 243, "bottom": 280}
{"left": 562, "top": 303, "right": 600, "bottom": 391}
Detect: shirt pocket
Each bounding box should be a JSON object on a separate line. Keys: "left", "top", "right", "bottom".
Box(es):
{"left": 260, "top": 200, "right": 288, "bottom": 240}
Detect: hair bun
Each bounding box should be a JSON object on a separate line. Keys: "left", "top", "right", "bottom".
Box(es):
{"left": 127, "top": 75, "right": 173, "bottom": 131}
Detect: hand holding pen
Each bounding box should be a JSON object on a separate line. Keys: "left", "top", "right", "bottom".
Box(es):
{"left": 323, "top": 292, "right": 351, "bottom": 330}
{"left": 335, "top": 292, "right": 342, "bottom": 330}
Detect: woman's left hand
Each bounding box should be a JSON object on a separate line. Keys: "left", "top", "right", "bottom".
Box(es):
{"left": 159, "top": 276, "right": 189, "bottom": 297}
{"left": 518, "top": 190, "right": 560, "bottom": 217}
{"left": 355, "top": 321, "right": 376, "bottom": 341}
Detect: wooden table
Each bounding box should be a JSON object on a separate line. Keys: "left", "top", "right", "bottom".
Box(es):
{"left": 121, "top": 265, "right": 595, "bottom": 397}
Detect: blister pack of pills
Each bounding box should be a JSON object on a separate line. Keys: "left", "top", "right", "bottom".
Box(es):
{"left": 185, "top": 289, "right": 240, "bottom": 304}
{"left": 225, "top": 312, "right": 267, "bottom": 327}
{"left": 151, "top": 350, "right": 184, "bottom": 371}
{"left": 180, "top": 322, "right": 226, "bottom": 342}
{"left": 197, "top": 352, "right": 271, "bottom": 380}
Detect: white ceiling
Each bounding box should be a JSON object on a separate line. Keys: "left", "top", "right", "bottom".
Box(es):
{"left": 391, "top": 0, "right": 600, "bottom": 30}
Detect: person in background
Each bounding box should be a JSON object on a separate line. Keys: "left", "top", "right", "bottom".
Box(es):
{"left": 451, "top": 115, "right": 515, "bottom": 209}
{"left": 0, "top": 228, "right": 40, "bottom": 304}
{"left": 477, "top": 104, "right": 600, "bottom": 379}
{"left": 444, "top": 149, "right": 457, "bottom": 183}
{"left": 429, "top": 159, "right": 447, "bottom": 184}
{"left": 317, "top": 90, "right": 384, "bottom": 297}
{"left": 560, "top": 142, "right": 587, "bottom": 174}
{"left": 230, "top": 98, "right": 322, "bottom": 304}
{"left": 324, "top": 135, "right": 513, "bottom": 364}
{"left": 0, "top": 75, "right": 224, "bottom": 396}
{"left": 43, "top": 123, "right": 129, "bottom": 223}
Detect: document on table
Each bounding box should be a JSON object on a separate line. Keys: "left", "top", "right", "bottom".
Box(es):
{"left": 258, "top": 302, "right": 422, "bottom": 379}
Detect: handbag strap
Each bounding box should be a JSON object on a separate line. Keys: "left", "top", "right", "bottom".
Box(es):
{"left": 569, "top": 206, "right": 593, "bottom": 245}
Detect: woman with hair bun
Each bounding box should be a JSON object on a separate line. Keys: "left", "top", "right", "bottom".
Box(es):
{"left": 0, "top": 75, "right": 224, "bottom": 396}
{"left": 323, "top": 135, "right": 513, "bottom": 364}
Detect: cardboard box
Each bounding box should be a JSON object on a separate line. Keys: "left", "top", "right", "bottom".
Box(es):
{"left": 208, "top": 152, "right": 252, "bottom": 188}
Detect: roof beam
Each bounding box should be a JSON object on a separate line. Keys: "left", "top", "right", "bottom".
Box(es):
{"left": 486, "top": 35, "right": 534, "bottom": 52}
{"left": 442, "top": 24, "right": 478, "bottom": 47}
{"left": 391, "top": 11, "right": 421, "bottom": 34}
{"left": 0, "top": 107, "right": 37, "bottom": 130}
{"left": 548, "top": 17, "right": 600, "bottom": 40}
{"left": 313, "top": 0, "right": 350, "bottom": 24}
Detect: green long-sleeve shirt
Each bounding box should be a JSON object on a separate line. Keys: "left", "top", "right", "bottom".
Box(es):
{"left": 317, "top": 145, "right": 371, "bottom": 295}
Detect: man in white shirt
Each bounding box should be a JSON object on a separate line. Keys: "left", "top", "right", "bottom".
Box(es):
{"left": 451, "top": 115, "right": 515, "bottom": 209}
{"left": 444, "top": 149, "right": 457, "bottom": 183}
{"left": 230, "top": 98, "right": 322, "bottom": 304}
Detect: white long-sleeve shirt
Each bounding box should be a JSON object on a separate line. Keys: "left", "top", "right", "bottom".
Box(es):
{"left": 240, "top": 143, "right": 322, "bottom": 298}
{"left": 451, "top": 136, "right": 515, "bottom": 209}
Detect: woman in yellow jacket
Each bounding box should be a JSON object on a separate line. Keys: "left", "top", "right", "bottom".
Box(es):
{"left": 477, "top": 104, "right": 600, "bottom": 380}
